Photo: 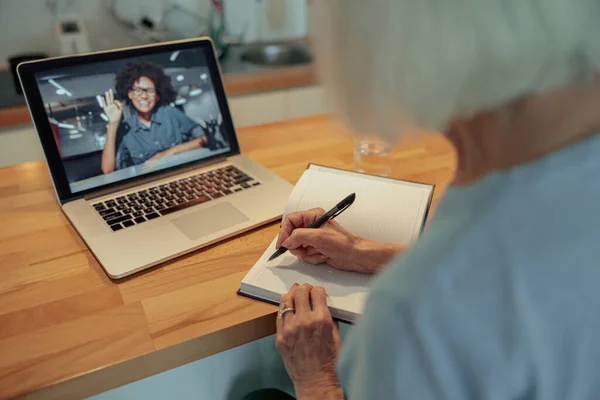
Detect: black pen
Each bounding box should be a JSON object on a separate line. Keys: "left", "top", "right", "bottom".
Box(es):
{"left": 268, "top": 193, "right": 356, "bottom": 262}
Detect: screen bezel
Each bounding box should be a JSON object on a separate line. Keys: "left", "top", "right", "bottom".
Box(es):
{"left": 17, "top": 38, "right": 241, "bottom": 204}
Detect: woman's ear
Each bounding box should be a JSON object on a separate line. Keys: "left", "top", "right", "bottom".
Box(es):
{"left": 128, "top": 91, "right": 134, "bottom": 101}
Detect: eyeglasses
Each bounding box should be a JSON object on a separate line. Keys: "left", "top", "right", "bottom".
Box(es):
{"left": 131, "top": 87, "right": 157, "bottom": 97}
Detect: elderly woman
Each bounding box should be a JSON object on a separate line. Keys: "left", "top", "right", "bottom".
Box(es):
{"left": 248, "top": 0, "right": 600, "bottom": 399}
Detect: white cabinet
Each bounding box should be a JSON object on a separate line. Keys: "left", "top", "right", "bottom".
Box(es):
{"left": 0, "top": 124, "right": 45, "bottom": 167}
{"left": 228, "top": 90, "right": 289, "bottom": 128}
{"left": 228, "top": 85, "right": 326, "bottom": 128}
{"left": 287, "top": 86, "right": 326, "bottom": 120}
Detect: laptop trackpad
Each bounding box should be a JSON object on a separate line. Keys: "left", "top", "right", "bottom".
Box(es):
{"left": 171, "top": 202, "right": 250, "bottom": 241}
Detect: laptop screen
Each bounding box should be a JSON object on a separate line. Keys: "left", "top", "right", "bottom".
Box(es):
{"left": 34, "top": 47, "right": 232, "bottom": 194}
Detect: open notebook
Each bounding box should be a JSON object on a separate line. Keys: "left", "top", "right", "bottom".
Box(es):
{"left": 238, "top": 164, "right": 434, "bottom": 322}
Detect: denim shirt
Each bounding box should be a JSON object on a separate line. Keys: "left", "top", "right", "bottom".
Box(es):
{"left": 115, "top": 105, "right": 203, "bottom": 169}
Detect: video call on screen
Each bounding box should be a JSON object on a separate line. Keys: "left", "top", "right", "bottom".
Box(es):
{"left": 35, "top": 47, "right": 231, "bottom": 194}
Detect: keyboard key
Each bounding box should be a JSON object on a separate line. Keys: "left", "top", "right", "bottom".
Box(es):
{"left": 166, "top": 201, "right": 176, "bottom": 207}
{"left": 93, "top": 203, "right": 105, "bottom": 211}
{"left": 116, "top": 205, "right": 126, "bottom": 211}
{"left": 107, "top": 214, "right": 133, "bottom": 226}
{"left": 123, "top": 208, "right": 133, "bottom": 214}
{"left": 133, "top": 211, "right": 143, "bottom": 217}
{"left": 103, "top": 212, "right": 122, "bottom": 221}
{"left": 160, "top": 195, "right": 211, "bottom": 216}
{"left": 241, "top": 183, "right": 250, "bottom": 188}
{"left": 155, "top": 204, "right": 165, "bottom": 210}
{"left": 111, "top": 224, "right": 123, "bottom": 232}
{"left": 146, "top": 212, "right": 159, "bottom": 220}
{"left": 234, "top": 176, "right": 252, "bottom": 185}
{"left": 210, "top": 192, "right": 223, "bottom": 199}
{"left": 143, "top": 208, "right": 154, "bottom": 214}
{"left": 222, "top": 189, "right": 232, "bottom": 195}
{"left": 175, "top": 198, "right": 185, "bottom": 204}
{"left": 123, "top": 220, "right": 135, "bottom": 228}
{"left": 99, "top": 208, "right": 115, "bottom": 216}
{"left": 134, "top": 216, "right": 147, "bottom": 224}
{"left": 252, "top": 182, "right": 261, "bottom": 186}
{"left": 234, "top": 188, "right": 243, "bottom": 192}
{"left": 134, "top": 205, "right": 143, "bottom": 211}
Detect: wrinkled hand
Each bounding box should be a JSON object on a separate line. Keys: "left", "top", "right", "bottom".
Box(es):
{"left": 277, "top": 208, "right": 367, "bottom": 272}
{"left": 276, "top": 284, "right": 343, "bottom": 399}
{"left": 102, "top": 89, "right": 123, "bottom": 125}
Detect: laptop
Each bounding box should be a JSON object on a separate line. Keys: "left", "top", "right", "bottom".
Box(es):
{"left": 17, "top": 38, "right": 293, "bottom": 279}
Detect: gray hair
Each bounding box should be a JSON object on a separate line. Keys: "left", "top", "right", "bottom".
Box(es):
{"left": 312, "top": 0, "right": 600, "bottom": 141}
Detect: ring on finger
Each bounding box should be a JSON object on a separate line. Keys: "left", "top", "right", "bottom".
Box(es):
{"left": 278, "top": 303, "right": 295, "bottom": 320}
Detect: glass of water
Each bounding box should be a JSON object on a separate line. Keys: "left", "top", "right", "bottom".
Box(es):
{"left": 353, "top": 138, "right": 394, "bottom": 176}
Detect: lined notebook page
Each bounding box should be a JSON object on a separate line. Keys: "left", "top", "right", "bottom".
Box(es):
{"left": 283, "top": 165, "right": 432, "bottom": 245}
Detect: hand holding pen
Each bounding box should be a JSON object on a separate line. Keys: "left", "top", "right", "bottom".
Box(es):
{"left": 271, "top": 194, "right": 369, "bottom": 271}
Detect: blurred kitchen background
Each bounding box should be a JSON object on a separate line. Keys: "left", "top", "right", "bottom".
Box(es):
{"left": 0, "top": 0, "right": 327, "bottom": 169}
{"left": 0, "top": 0, "right": 308, "bottom": 62}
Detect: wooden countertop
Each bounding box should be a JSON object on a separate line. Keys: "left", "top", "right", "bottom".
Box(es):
{"left": 0, "top": 64, "right": 317, "bottom": 129}
{"left": 0, "top": 115, "right": 455, "bottom": 399}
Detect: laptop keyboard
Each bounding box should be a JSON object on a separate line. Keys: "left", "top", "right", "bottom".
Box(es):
{"left": 92, "top": 165, "right": 260, "bottom": 232}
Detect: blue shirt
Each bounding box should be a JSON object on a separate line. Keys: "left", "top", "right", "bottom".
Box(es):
{"left": 116, "top": 105, "right": 204, "bottom": 169}
{"left": 338, "top": 133, "right": 600, "bottom": 399}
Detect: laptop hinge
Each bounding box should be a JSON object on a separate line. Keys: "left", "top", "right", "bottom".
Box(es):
{"left": 83, "top": 156, "right": 229, "bottom": 201}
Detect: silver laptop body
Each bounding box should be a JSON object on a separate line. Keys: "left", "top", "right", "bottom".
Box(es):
{"left": 18, "top": 38, "right": 292, "bottom": 278}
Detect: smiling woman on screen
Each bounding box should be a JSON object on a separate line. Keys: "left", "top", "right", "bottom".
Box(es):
{"left": 245, "top": 0, "right": 600, "bottom": 399}
{"left": 100, "top": 62, "right": 209, "bottom": 174}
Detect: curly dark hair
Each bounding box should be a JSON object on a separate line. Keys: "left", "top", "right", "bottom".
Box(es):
{"left": 114, "top": 61, "right": 176, "bottom": 108}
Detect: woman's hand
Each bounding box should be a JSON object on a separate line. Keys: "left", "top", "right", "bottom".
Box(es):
{"left": 277, "top": 208, "right": 404, "bottom": 273}
{"left": 276, "top": 284, "right": 344, "bottom": 400}
{"left": 102, "top": 89, "right": 123, "bottom": 126}
{"left": 100, "top": 89, "right": 122, "bottom": 175}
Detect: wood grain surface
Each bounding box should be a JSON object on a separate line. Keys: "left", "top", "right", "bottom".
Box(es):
{"left": 0, "top": 115, "right": 456, "bottom": 399}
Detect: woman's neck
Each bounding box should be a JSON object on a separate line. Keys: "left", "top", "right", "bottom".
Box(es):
{"left": 138, "top": 111, "right": 153, "bottom": 127}
{"left": 447, "top": 78, "right": 600, "bottom": 186}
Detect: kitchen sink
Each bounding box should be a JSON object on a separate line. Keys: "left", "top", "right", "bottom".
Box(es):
{"left": 239, "top": 43, "right": 312, "bottom": 67}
